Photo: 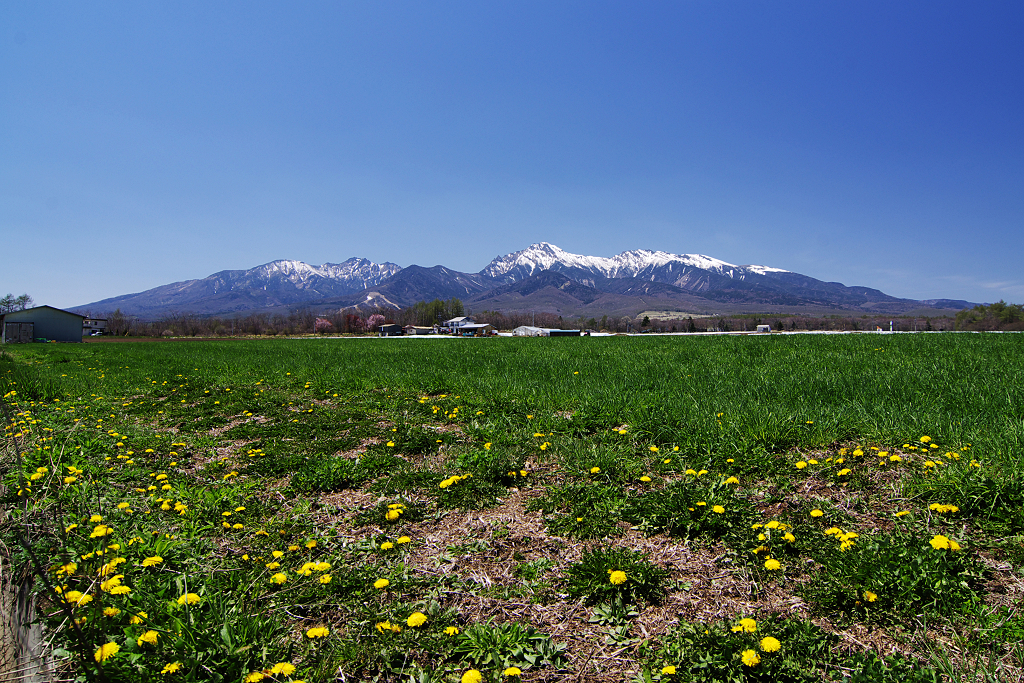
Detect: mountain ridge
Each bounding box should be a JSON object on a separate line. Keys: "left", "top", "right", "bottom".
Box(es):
{"left": 72, "top": 243, "right": 977, "bottom": 318}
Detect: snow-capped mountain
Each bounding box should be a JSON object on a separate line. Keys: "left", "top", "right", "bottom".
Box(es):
{"left": 481, "top": 242, "right": 788, "bottom": 286}
{"left": 75, "top": 242, "right": 974, "bottom": 318}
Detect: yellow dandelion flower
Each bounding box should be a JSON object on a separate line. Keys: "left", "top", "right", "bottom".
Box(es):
{"left": 94, "top": 642, "right": 120, "bottom": 662}
{"left": 810, "top": 509, "right": 824, "bottom": 517}
{"left": 374, "top": 578, "right": 390, "bottom": 589}
{"left": 760, "top": 636, "right": 781, "bottom": 652}
{"left": 462, "top": 670, "right": 483, "bottom": 683}
{"left": 306, "top": 627, "right": 329, "bottom": 638}
{"left": 177, "top": 593, "right": 200, "bottom": 606}
{"left": 407, "top": 612, "right": 427, "bottom": 627}
{"left": 609, "top": 570, "right": 627, "bottom": 585}
{"left": 732, "top": 618, "right": 757, "bottom": 633}
{"left": 269, "top": 663, "right": 295, "bottom": 676}
{"left": 445, "top": 626, "right": 460, "bottom": 636}
{"left": 661, "top": 665, "right": 676, "bottom": 675}
{"left": 741, "top": 649, "right": 760, "bottom": 666}
{"left": 161, "top": 662, "right": 181, "bottom": 674}
{"left": 137, "top": 630, "right": 159, "bottom": 646}
{"left": 764, "top": 558, "right": 781, "bottom": 570}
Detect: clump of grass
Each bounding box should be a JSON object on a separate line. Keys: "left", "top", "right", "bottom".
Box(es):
{"left": 527, "top": 483, "right": 627, "bottom": 539}
{"left": 450, "top": 619, "right": 567, "bottom": 670}
{"left": 565, "top": 546, "right": 667, "bottom": 606}
{"left": 800, "top": 524, "right": 984, "bottom": 622}
{"left": 621, "top": 477, "right": 752, "bottom": 542}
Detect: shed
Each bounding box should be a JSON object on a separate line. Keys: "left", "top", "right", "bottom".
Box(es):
{"left": 544, "top": 328, "right": 581, "bottom": 337}
{"left": 378, "top": 324, "right": 404, "bottom": 337}
{"left": 1, "top": 306, "right": 86, "bottom": 343}
{"left": 756, "top": 325, "right": 771, "bottom": 334}
{"left": 403, "top": 325, "right": 435, "bottom": 335}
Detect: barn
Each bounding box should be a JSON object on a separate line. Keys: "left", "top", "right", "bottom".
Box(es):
{"left": 1, "top": 305, "right": 86, "bottom": 343}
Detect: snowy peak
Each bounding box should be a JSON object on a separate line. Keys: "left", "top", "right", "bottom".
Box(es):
{"left": 252, "top": 258, "right": 401, "bottom": 286}
{"left": 481, "top": 242, "right": 784, "bottom": 284}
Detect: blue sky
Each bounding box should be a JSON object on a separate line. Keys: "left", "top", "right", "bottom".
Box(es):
{"left": 2, "top": 1, "right": 1022, "bottom": 308}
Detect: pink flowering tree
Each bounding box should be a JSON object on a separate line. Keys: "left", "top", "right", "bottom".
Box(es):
{"left": 314, "top": 317, "right": 334, "bottom": 335}
{"left": 366, "top": 314, "right": 386, "bottom": 333}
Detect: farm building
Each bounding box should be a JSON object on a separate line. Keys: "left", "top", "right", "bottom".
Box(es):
{"left": 378, "top": 324, "right": 404, "bottom": 337}
{"left": 84, "top": 317, "right": 108, "bottom": 335}
{"left": 403, "top": 325, "right": 435, "bottom": 335}
{"left": 442, "top": 316, "right": 475, "bottom": 331}
{"left": 1, "top": 305, "right": 86, "bottom": 343}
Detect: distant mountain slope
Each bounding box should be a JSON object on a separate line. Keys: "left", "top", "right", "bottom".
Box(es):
{"left": 74, "top": 258, "right": 400, "bottom": 316}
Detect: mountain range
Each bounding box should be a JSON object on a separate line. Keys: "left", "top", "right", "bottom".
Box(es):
{"left": 74, "top": 242, "right": 975, "bottom": 319}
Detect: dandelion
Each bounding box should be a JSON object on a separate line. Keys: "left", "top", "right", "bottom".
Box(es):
{"left": 760, "top": 636, "right": 781, "bottom": 652}
{"left": 920, "top": 436, "right": 932, "bottom": 443}
{"left": 307, "top": 627, "right": 329, "bottom": 638}
{"left": 640, "top": 476, "right": 652, "bottom": 482}
{"left": 724, "top": 476, "right": 739, "bottom": 484}
{"left": 741, "top": 649, "right": 760, "bottom": 666}
{"left": 270, "top": 663, "right": 296, "bottom": 676}
{"left": 94, "top": 642, "right": 120, "bottom": 662}
{"left": 462, "top": 670, "right": 483, "bottom": 683}
{"left": 609, "top": 570, "right": 627, "bottom": 585}
{"left": 137, "top": 630, "right": 159, "bottom": 646}
{"left": 64, "top": 591, "right": 92, "bottom": 606}
{"left": 504, "top": 667, "right": 523, "bottom": 677}
{"left": 590, "top": 467, "right": 601, "bottom": 474}
{"left": 863, "top": 590, "right": 878, "bottom": 602}
{"left": 396, "top": 536, "right": 411, "bottom": 544}
{"left": 895, "top": 510, "right": 910, "bottom": 517}
{"left": 650, "top": 446, "right": 659, "bottom": 452}
{"left": 407, "top": 612, "right": 427, "bottom": 627}
{"left": 161, "top": 662, "right": 181, "bottom": 674}
{"left": 661, "top": 665, "right": 677, "bottom": 675}
{"left": 130, "top": 611, "right": 148, "bottom": 624}
{"left": 103, "top": 607, "right": 121, "bottom": 617}
{"left": 244, "top": 673, "right": 265, "bottom": 682}
{"left": 386, "top": 509, "right": 401, "bottom": 521}
{"left": 783, "top": 532, "right": 796, "bottom": 543}
{"left": 270, "top": 573, "right": 287, "bottom": 584}
{"left": 177, "top": 593, "right": 200, "bottom": 606}
{"left": 319, "top": 575, "right": 332, "bottom": 584}
{"left": 810, "top": 509, "right": 823, "bottom": 517}
{"left": 142, "top": 556, "right": 163, "bottom": 567}
{"left": 732, "top": 618, "right": 757, "bottom": 633}
{"left": 445, "top": 626, "right": 460, "bottom": 636}
{"left": 795, "top": 461, "right": 807, "bottom": 469}
{"left": 837, "top": 468, "right": 852, "bottom": 476}
{"left": 374, "top": 578, "right": 390, "bottom": 589}
{"left": 764, "top": 558, "right": 781, "bottom": 571}
{"left": 381, "top": 541, "right": 394, "bottom": 550}
{"left": 713, "top": 505, "right": 725, "bottom": 514}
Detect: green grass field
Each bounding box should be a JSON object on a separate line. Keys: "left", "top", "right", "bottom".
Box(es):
{"left": 2, "top": 334, "right": 1023, "bottom": 682}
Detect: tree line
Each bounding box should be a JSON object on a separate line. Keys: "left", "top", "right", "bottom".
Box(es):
{"left": 0, "top": 293, "right": 34, "bottom": 313}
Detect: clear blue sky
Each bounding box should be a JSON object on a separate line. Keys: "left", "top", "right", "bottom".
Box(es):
{"left": 2, "top": 1, "right": 1022, "bottom": 308}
